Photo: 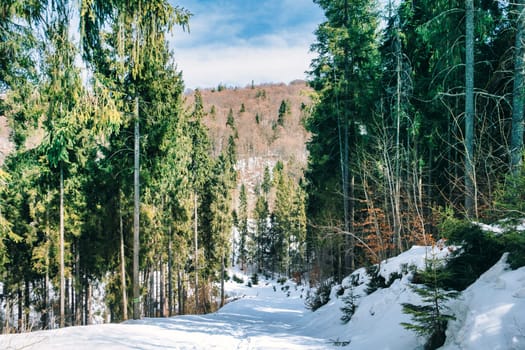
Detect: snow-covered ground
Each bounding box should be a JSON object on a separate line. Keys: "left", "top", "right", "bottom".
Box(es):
{"left": 1, "top": 245, "right": 524, "bottom": 349}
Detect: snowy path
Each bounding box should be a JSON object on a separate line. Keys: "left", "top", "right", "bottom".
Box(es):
{"left": 5, "top": 246, "right": 523, "bottom": 349}
{"left": 0, "top": 279, "right": 331, "bottom": 350}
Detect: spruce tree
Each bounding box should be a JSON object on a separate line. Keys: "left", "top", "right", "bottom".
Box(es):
{"left": 238, "top": 184, "right": 249, "bottom": 271}
{"left": 261, "top": 165, "right": 272, "bottom": 196}
{"left": 40, "top": 2, "right": 88, "bottom": 325}
{"left": 82, "top": 0, "right": 191, "bottom": 320}
{"left": 401, "top": 254, "right": 459, "bottom": 350}
{"left": 253, "top": 194, "right": 269, "bottom": 273}
{"left": 307, "top": 0, "right": 380, "bottom": 277}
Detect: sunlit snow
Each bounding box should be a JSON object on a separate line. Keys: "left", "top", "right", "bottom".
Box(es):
{"left": 1, "top": 245, "right": 524, "bottom": 349}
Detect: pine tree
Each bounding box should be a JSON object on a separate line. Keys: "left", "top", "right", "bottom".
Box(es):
{"left": 237, "top": 184, "right": 249, "bottom": 271}
{"left": 271, "top": 167, "right": 306, "bottom": 277}
{"left": 40, "top": 2, "right": 88, "bottom": 325}
{"left": 273, "top": 170, "right": 292, "bottom": 275}
{"left": 188, "top": 89, "right": 211, "bottom": 313}
{"left": 307, "top": 0, "right": 380, "bottom": 278}
{"left": 277, "top": 99, "right": 290, "bottom": 126}
{"left": 226, "top": 108, "right": 235, "bottom": 130}
{"left": 401, "top": 253, "right": 459, "bottom": 350}
{"left": 253, "top": 194, "right": 269, "bottom": 273}
{"left": 82, "top": 0, "right": 191, "bottom": 320}
{"left": 261, "top": 165, "right": 272, "bottom": 196}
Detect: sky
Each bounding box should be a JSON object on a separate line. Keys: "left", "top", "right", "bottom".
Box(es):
{"left": 168, "top": 0, "right": 325, "bottom": 89}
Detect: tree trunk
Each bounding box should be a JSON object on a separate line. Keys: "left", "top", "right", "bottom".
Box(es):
{"left": 160, "top": 259, "right": 166, "bottom": 317}
{"left": 43, "top": 272, "right": 49, "bottom": 329}
{"left": 5, "top": 290, "right": 10, "bottom": 333}
{"left": 341, "top": 0, "right": 354, "bottom": 275}
{"left": 133, "top": 96, "right": 141, "bottom": 320}
{"left": 394, "top": 18, "right": 403, "bottom": 254}
{"left": 24, "top": 281, "right": 30, "bottom": 330}
{"left": 465, "top": 0, "right": 476, "bottom": 218}
{"left": 193, "top": 191, "right": 199, "bottom": 313}
{"left": 511, "top": 0, "right": 525, "bottom": 173}
{"left": 220, "top": 254, "right": 225, "bottom": 308}
{"left": 87, "top": 283, "right": 93, "bottom": 325}
{"left": 83, "top": 281, "right": 88, "bottom": 325}
{"left": 177, "top": 268, "right": 184, "bottom": 315}
{"left": 75, "top": 244, "right": 81, "bottom": 326}
{"left": 168, "top": 236, "right": 173, "bottom": 316}
{"left": 65, "top": 278, "right": 70, "bottom": 326}
{"left": 17, "top": 285, "right": 22, "bottom": 332}
{"left": 149, "top": 267, "right": 154, "bottom": 317}
{"left": 43, "top": 208, "right": 50, "bottom": 330}
{"left": 59, "top": 164, "right": 65, "bottom": 328}
{"left": 119, "top": 199, "right": 128, "bottom": 320}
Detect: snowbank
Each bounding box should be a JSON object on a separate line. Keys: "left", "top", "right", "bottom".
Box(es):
{"left": 442, "top": 253, "right": 525, "bottom": 350}
{"left": 1, "top": 245, "right": 523, "bottom": 349}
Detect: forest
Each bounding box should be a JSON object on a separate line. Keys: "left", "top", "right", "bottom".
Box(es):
{"left": 0, "top": 0, "right": 524, "bottom": 336}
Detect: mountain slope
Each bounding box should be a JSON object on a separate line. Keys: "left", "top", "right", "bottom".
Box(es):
{"left": 185, "top": 81, "right": 313, "bottom": 209}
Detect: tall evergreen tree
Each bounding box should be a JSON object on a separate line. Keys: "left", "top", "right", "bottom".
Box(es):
{"left": 40, "top": 0, "right": 88, "bottom": 326}
{"left": 83, "top": 0, "right": 191, "bottom": 320}
{"left": 307, "top": 0, "right": 380, "bottom": 278}
{"left": 237, "top": 183, "right": 249, "bottom": 271}
{"left": 188, "top": 89, "right": 211, "bottom": 313}
{"left": 253, "top": 194, "right": 270, "bottom": 272}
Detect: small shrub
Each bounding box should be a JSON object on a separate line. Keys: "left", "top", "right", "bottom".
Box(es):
{"left": 401, "top": 255, "right": 459, "bottom": 350}
{"left": 348, "top": 274, "right": 360, "bottom": 287}
{"left": 365, "top": 265, "right": 386, "bottom": 294}
{"left": 500, "top": 230, "right": 525, "bottom": 269}
{"left": 400, "top": 263, "right": 410, "bottom": 275}
{"left": 232, "top": 274, "right": 244, "bottom": 284}
{"left": 305, "top": 278, "right": 335, "bottom": 311}
{"left": 386, "top": 271, "right": 402, "bottom": 287}
{"left": 441, "top": 221, "right": 503, "bottom": 291}
{"left": 340, "top": 287, "right": 359, "bottom": 324}
{"left": 251, "top": 273, "right": 259, "bottom": 285}
{"left": 277, "top": 277, "right": 287, "bottom": 285}
{"left": 493, "top": 170, "right": 525, "bottom": 220}
{"left": 255, "top": 89, "right": 266, "bottom": 99}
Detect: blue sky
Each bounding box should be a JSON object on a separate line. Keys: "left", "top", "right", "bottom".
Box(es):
{"left": 169, "top": 0, "right": 325, "bottom": 89}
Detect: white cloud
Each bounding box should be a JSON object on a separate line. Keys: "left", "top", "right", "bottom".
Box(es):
{"left": 173, "top": 43, "right": 315, "bottom": 89}
{"left": 168, "top": 0, "right": 323, "bottom": 89}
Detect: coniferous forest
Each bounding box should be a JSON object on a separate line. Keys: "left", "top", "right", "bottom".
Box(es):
{"left": 0, "top": 0, "right": 525, "bottom": 335}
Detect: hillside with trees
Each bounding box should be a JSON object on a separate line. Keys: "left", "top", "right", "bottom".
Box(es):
{"left": 184, "top": 82, "right": 312, "bottom": 210}
{"left": 1, "top": 1, "right": 525, "bottom": 349}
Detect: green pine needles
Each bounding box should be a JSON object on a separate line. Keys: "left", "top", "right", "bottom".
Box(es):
{"left": 340, "top": 286, "right": 358, "bottom": 324}
{"left": 401, "top": 253, "right": 459, "bottom": 350}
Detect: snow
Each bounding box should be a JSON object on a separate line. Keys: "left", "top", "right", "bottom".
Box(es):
{"left": 442, "top": 253, "right": 525, "bottom": 350}
{"left": 1, "top": 245, "right": 524, "bottom": 349}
